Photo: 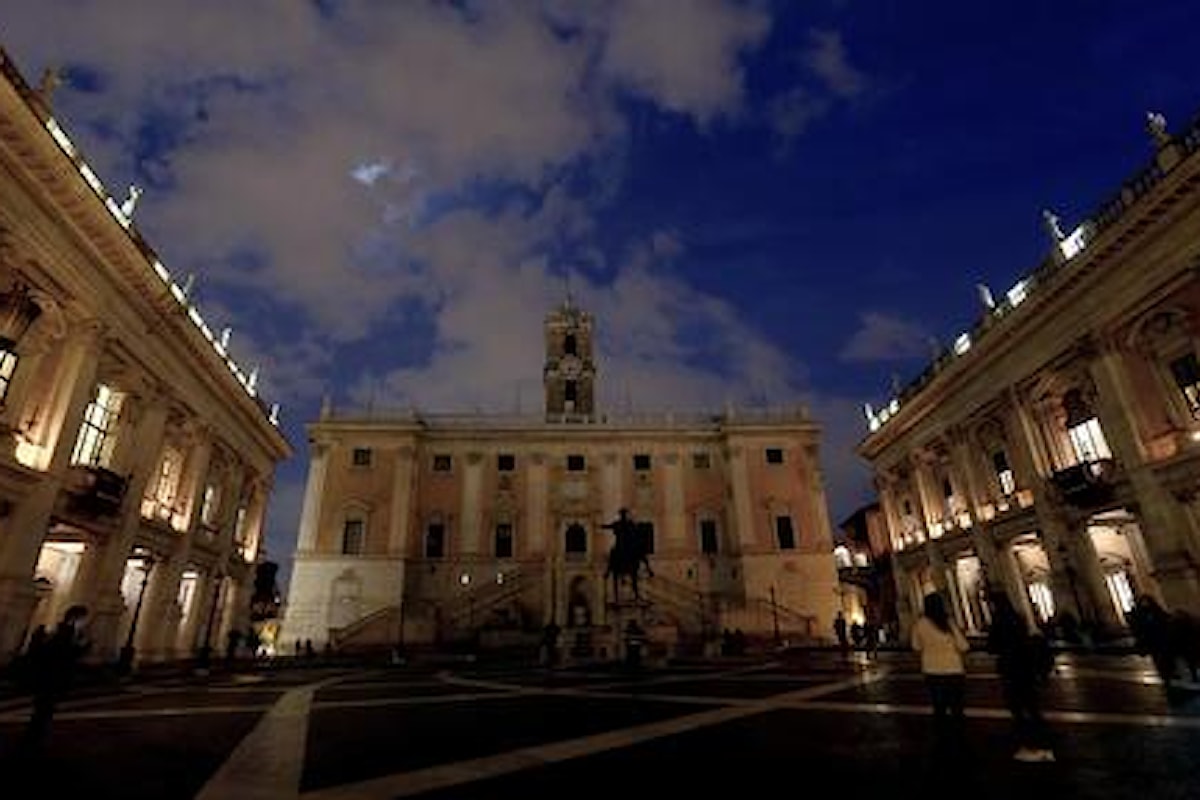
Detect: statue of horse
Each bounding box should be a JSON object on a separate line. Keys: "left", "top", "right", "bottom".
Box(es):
{"left": 603, "top": 510, "right": 653, "bottom": 604}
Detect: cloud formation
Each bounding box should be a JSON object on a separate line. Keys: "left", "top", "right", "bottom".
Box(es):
{"left": 0, "top": 1, "right": 875, "bottom": 568}
{"left": 840, "top": 311, "right": 935, "bottom": 363}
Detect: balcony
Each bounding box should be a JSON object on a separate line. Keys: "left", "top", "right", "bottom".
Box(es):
{"left": 66, "top": 465, "right": 128, "bottom": 517}
{"left": 1050, "top": 459, "right": 1116, "bottom": 508}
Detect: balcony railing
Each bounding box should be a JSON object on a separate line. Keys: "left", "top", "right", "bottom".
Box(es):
{"left": 67, "top": 465, "right": 127, "bottom": 517}
{"left": 1050, "top": 459, "right": 1116, "bottom": 508}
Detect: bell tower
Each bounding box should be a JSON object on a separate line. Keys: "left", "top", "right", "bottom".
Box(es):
{"left": 544, "top": 299, "right": 596, "bottom": 420}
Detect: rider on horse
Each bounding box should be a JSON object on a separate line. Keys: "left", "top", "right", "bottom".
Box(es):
{"left": 603, "top": 508, "right": 653, "bottom": 602}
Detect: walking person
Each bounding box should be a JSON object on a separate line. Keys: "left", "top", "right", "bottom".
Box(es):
{"left": 986, "top": 592, "right": 1056, "bottom": 762}
{"left": 911, "top": 593, "right": 970, "bottom": 750}
{"left": 21, "top": 605, "right": 90, "bottom": 752}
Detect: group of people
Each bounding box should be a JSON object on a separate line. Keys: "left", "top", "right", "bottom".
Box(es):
{"left": 1126, "top": 594, "right": 1200, "bottom": 687}
{"left": 833, "top": 611, "right": 881, "bottom": 658}
{"left": 911, "top": 591, "right": 1056, "bottom": 763}
{"left": 13, "top": 605, "right": 91, "bottom": 751}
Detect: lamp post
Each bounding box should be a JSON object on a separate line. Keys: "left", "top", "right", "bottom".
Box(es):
{"left": 117, "top": 553, "right": 155, "bottom": 674}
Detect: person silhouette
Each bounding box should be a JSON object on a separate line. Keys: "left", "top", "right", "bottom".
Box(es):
{"left": 22, "top": 605, "right": 90, "bottom": 750}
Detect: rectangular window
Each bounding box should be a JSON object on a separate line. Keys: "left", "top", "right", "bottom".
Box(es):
{"left": 497, "top": 453, "right": 516, "bottom": 472}
{"left": 765, "top": 448, "right": 784, "bottom": 465}
{"left": 234, "top": 506, "right": 248, "bottom": 544}
{"left": 1170, "top": 352, "right": 1200, "bottom": 418}
{"left": 992, "top": 451, "right": 1015, "bottom": 495}
{"left": 143, "top": 446, "right": 184, "bottom": 521}
{"left": 700, "top": 519, "right": 719, "bottom": 555}
{"left": 0, "top": 347, "right": 17, "bottom": 403}
{"left": 200, "top": 484, "right": 220, "bottom": 527}
{"left": 425, "top": 523, "right": 445, "bottom": 558}
{"left": 352, "top": 447, "right": 372, "bottom": 466}
{"left": 433, "top": 454, "right": 452, "bottom": 472}
{"left": 633, "top": 454, "right": 651, "bottom": 471}
{"left": 567, "top": 454, "right": 586, "bottom": 472}
{"left": 775, "top": 515, "right": 796, "bottom": 550}
{"left": 692, "top": 452, "right": 711, "bottom": 470}
{"left": 342, "top": 519, "right": 365, "bottom": 555}
{"left": 564, "top": 380, "right": 578, "bottom": 403}
{"left": 71, "top": 383, "right": 123, "bottom": 467}
{"left": 1068, "top": 418, "right": 1112, "bottom": 463}
{"left": 495, "top": 523, "right": 514, "bottom": 558}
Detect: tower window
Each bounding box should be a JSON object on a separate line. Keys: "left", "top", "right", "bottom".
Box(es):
{"left": 765, "top": 448, "right": 785, "bottom": 465}
{"left": 692, "top": 452, "right": 711, "bottom": 470}
{"left": 700, "top": 519, "right": 719, "bottom": 554}
{"left": 564, "top": 380, "right": 577, "bottom": 403}
{"left": 433, "top": 454, "right": 453, "bottom": 472}
{"left": 495, "top": 523, "right": 514, "bottom": 558}
{"left": 352, "top": 447, "right": 372, "bottom": 467}
{"left": 567, "top": 454, "right": 586, "bottom": 471}
{"left": 342, "top": 519, "right": 365, "bottom": 555}
{"left": 565, "top": 522, "right": 587, "bottom": 554}
{"left": 633, "top": 454, "right": 651, "bottom": 471}
{"left": 564, "top": 333, "right": 577, "bottom": 356}
{"left": 425, "top": 523, "right": 446, "bottom": 558}
{"left": 497, "top": 453, "right": 516, "bottom": 472}
{"left": 775, "top": 516, "right": 796, "bottom": 550}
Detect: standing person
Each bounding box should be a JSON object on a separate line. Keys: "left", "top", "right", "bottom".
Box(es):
{"left": 1128, "top": 594, "right": 1176, "bottom": 689}
{"left": 833, "top": 611, "right": 849, "bottom": 655}
{"left": 22, "top": 605, "right": 90, "bottom": 751}
{"left": 986, "top": 592, "right": 1055, "bottom": 762}
{"left": 911, "top": 593, "right": 970, "bottom": 749}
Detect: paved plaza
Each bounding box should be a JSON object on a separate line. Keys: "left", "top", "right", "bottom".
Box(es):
{"left": 0, "top": 650, "right": 1197, "bottom": 799}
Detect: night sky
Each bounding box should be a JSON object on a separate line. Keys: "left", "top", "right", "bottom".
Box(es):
{"left": 2, "top": 1, "right": 1197, "bottom": 586}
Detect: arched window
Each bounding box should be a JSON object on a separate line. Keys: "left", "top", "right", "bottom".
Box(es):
{"left": 565, "top": 523, "right": 587, "bottom": 555}
{"left": 564, "top": 333, "right": 577, "bottom": 356}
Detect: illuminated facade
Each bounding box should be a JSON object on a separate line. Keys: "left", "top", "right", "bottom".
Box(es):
{"left": 0, "top": 49, "right": 290, "bottom": 664}
{"left": 282, "top": 302, "right": 839, "bottom": 653}
{"left": 859, "top": 111, "right": 1200, "bottom": 638}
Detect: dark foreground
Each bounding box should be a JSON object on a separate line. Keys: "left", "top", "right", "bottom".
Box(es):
{"left": 0, "top": 649, "right": 1197, "bottom": 799}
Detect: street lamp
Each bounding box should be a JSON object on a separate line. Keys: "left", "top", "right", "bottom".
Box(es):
{"left": 117, "top": 552, "right": 155, "bottom": 674}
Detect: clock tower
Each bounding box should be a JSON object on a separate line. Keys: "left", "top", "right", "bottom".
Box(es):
{"left": 544, "top": 299, "right": 596, "bottom": 420}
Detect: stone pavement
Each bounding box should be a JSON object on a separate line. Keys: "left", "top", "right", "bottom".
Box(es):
{"left": 0, "top": 650, "right": 1196, "bottom": 798}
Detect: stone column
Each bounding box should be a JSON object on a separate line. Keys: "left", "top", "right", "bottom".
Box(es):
{"left": 80, "top": 390, "right": 170, "bottom": 661}
{"left": 727, "top": 443, "right": 756, "bottom": 552}
{"left": 387, "top": 446, "right": 414, "bottom": 556}
{"left": 0, "top": 322, "right": 103, "bottom": 660}
{"left": 295, "top": 441, "right": 330, "bottom": 554}
{"left": 1090, "top": 345, "right": 1200, "bottom": 611}
{"left": 663, "top": 452, "right": 685, "bottom": 552}
{"left": 460, "top": 452, "right": 483, "bottom": 555}
{"left": 526, "top": 453, "right": 548, "bottom": 556}
{"left": 876, "top": 474, "right": 904, "bottom": 552}
{"left": 601, "top": 452, "right": 621, "bottom": 523}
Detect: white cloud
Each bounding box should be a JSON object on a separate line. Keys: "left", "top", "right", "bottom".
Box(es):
{"left": 840, "top": 311, "right": 934, "bottom": 363}
{"left": 806, "top": 28, "right": 867, "bottom": 99}
{"left": 598, "top": 0, "right": 771, "bottom": 123}
{"left": 0, "top": 1, "right": 864, "bottom": 552}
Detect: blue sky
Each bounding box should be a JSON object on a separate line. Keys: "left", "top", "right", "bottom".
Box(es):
{"left": 2, "top": 1, "right": 1197, "bottom": 586}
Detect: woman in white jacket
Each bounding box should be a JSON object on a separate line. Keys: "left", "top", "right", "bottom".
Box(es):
{"left": 911, "top": 592, "right": 970, "bottom": 743}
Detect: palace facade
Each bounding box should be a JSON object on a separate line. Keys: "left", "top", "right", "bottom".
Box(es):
{"left": 0, "top": 49, "right": 290, "bottom": 664}
{"left": 858, "top": 111, "right": 1200, "bottom": 638}
{"left": 281, "top": 302, "right": 838, "bottom": 654}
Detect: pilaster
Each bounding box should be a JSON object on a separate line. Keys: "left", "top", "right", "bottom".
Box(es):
{"left": 295, "top": 440, "right": 330, "bottom": 553}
